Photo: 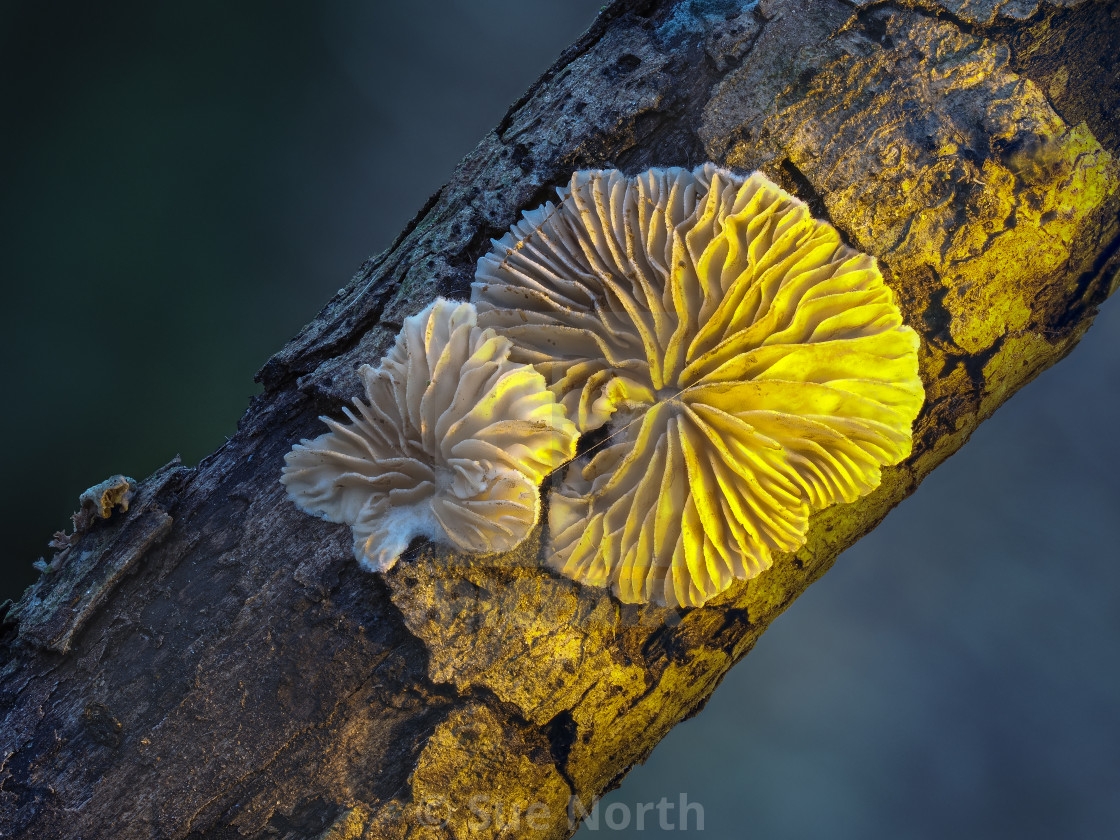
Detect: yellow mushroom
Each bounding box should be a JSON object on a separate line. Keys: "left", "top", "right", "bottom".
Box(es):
{"left": 473, "top": 166, "right": 924, "bottom": 608}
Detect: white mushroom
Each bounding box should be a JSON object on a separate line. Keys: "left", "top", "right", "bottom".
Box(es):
{"left": 473, "top": 165, "right": 925, "bottom": 608}
{"left": 281, "top": 298, "right": 578, "bottom": 572}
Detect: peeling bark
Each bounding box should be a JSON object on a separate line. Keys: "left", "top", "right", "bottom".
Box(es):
{"left": 2, "top": 1, "right": 1118, "bottom": 838}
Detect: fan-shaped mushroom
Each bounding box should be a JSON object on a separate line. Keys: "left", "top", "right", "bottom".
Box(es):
{"left": 473, "top": 166, "right": 924, "bottom": 607}
{"left": 282, "top": 298, "right": 578, "bottom": 572}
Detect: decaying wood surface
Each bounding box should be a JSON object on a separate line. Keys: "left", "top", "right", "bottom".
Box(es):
{"left": 2, "top": 1, "right": 1118, "bottom": 837}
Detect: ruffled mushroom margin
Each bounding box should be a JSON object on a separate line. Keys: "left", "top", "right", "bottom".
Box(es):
{"left": 473, "top": 165, "right": 925, "bottom": 608}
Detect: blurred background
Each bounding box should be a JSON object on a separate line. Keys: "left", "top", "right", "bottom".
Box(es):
{"left": 2, "top": 2, "right": 1117, "bottom": 838}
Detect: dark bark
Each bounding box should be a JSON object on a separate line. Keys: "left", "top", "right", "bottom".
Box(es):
{"left": 3, "top": 1, "right": 1118, "bottom": 838}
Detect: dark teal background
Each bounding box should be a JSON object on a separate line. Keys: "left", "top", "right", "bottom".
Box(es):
{"left": 3, "top": 3, "right": 1118, "bottom": 838}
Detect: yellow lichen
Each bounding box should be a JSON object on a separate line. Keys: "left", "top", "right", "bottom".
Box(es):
{"left": 410, "top": 704, "right": 570, "bottom": 840}
{"left": 474, "top": 166, "right": 924, "bottom": 608}
{"left": 315, "top": 806, "right": 372, "bottom": 840}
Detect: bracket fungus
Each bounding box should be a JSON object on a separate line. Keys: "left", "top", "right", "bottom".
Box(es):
{"left": 473, "top": 165, "right": 925, "bottom": 608}
{"left": 282, "top": 298, "right": 578, "bottom": 572}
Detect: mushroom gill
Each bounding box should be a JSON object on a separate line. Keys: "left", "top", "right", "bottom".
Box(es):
{"left": 281, "top": 298, "right": 578, "bottom": 572}
{"left": 472, "top": 165, "right": 925, "bottom": 608}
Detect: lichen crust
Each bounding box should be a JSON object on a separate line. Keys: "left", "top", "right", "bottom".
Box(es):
{"left": 281, "top": 298, "right": 578, "bottom": 572}
{"left": 472, "top": 165, "right": 925, "bottom": 608}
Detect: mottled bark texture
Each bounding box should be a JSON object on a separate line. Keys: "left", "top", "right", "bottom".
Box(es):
{"left": 2, "top": 1, "right": 1118, "bottom": 837}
